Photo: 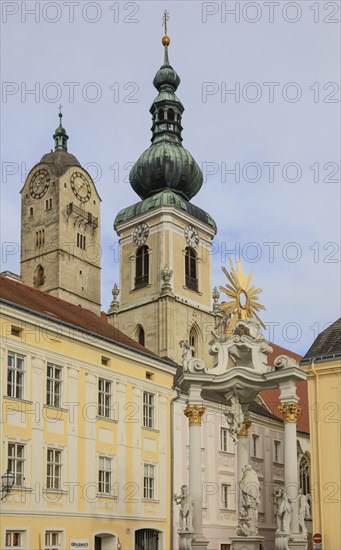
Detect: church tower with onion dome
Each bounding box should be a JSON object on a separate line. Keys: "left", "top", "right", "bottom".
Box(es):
{"left": 20, "top": 111, "right": 101, "bottom": 314}
{"left": 112, "top": 28, "right": 218, "bottom": 364}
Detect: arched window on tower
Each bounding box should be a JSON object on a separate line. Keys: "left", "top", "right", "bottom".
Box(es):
{"left": 137, "top": 325, "right": 145, "bottom": 346}
{"left": 189, "top": 327, "right": 197, "bottom": 357}
{"left": 33, "top": 265, "right": 45, "bottom": 287}
{"left": 135, "top": 246, "right": 149, "bottom": 288}
{"left": 299, "top": 454, "right": 311, "bottom": 495}
{"left": 158, "top": 109, "right": 164, "bottom": 120}
{"left": 168, "top": 109, "right": 175, "bottom": 121}
{"left": 185, "top": 247, "right": 198, "bottom": 291}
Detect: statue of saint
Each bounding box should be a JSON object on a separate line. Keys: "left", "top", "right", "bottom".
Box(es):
{"left": 174, "top": 485, "right": 194, "bottom": 531}
{"left": 298, "top": 490, "right": 311, "bottom": 536}
{"left": 237, "top": 465, "right": 260, "bottom": 536}
{"left": 275, "top": 487, "right": 292, "bottom": 534}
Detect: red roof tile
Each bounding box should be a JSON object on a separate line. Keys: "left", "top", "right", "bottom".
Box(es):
{"left": 0, "top": 275, "right": 154, "bottom": 356}
{"left": 260, "top": 343, "right": 309, "bottom": 433}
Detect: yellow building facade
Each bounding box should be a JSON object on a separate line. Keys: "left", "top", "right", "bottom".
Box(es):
{"left": 0, "top": 274, "right": 175, "bottom": 550}
{"left": 300, "top": 319, "right": 341, "bottom": 550}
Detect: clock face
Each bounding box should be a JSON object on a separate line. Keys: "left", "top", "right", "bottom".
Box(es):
{"left": 184, "top": 224, "right": 199, "bottom": 247}
{"left": 133, "top": 223, "right": 149, "bottom": 246}
{"left": 29, "top": 168, "right": 50, "bottom": 199}
{"left": 70, "top": 171, "right": 91, "bottom": 202}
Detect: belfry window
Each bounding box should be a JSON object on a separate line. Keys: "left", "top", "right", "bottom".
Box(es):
{"left": 137, "top": 325, "right": 145, "bottom": 346}
{"left": 168, "top": 109, "right": 175, "bottom": 121}
{"left": 185, "top": 247, "right": 198, "bottom": 291}
{"left": 34, "top": 265, "right": 45, "bottom": 287}
{"left": 135, "top": 246, "right": 149, "bottom": 288}
{"left": 158, "top": 109, "right": 164, "bottom": 120}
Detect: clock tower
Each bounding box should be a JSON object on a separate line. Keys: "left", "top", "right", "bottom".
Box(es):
{"left": 20, "top": 112, "right": 101, "bottom": 315}
{"left": 112, "top": 34, "right": 219, "bottom": 364}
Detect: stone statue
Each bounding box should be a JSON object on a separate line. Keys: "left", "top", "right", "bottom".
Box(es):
{"left": 108, "top": 283, "right": 120, "bottom": 313}
{"left": 237, "top": 465, "right": 260, "bottom": 536}
{"left": 161, "top": 265, "right": 173, "bottom": 292}
{"left": 179, "top": 340, "right": 194, "bottom": 370}
{"left": 275, "top": 487, "right": 292, "bottom": 534}
{"left": 174, "top": 485, "right": 194, "bottom": 531}
{"left": 224, "top": 395, "right": 244, "bottom": 443}
{"left": 298, "top": 490, "right": 311, "bottom": 536}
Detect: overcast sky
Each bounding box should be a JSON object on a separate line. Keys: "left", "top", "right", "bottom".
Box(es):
{"left": 1, "top": 0, "right": 340, "bottom": 355}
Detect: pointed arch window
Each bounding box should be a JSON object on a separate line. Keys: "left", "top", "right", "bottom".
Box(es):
{"left": 299, "top": 455, "right": 311, "bottom": 495}
{"left": 34, "top": 265, "right": 45, "bottom": 287}
{"left": 135, "top": 246, "right": 149, "bottom": 288}
{"left": 189, "top": 327, "right": 197, "bottom": 357}
{"left": 137, "top": 326, "right": 145, "bottom": 346}
{"left": 185, "top": 247, "right": 198, "bottom": 291}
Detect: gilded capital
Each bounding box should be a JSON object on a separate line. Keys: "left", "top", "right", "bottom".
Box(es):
{"left": 184, "top": 405, "right": 206, "bottom": 425}
{"left": 278, "top": 402, "right": 301, "bottom": 422}
{"left": 237, "top": 420, "right": 252, "bottom": 437}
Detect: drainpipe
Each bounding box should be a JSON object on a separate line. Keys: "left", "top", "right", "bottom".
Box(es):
{"left": 310, "top": 360, "right": 324, "bottom": 539}
{"left": 170, "top": 386, "right": 182, "bottom": 550}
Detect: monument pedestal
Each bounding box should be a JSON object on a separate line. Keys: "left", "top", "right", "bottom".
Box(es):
{"left": 288, "top": 536, "right": 308, "bottom": 550}
{"left": 191, "top": 534, "right": 209, "bottom": 550}
{"left": 231, "top": 536, "right": 265, "bottom": 550}
{"left": 178, "top": 531, "right": 194, "bottom": 550}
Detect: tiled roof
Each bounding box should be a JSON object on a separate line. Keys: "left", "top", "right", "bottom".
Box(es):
{"left": 259, "top": 343, "right": 308, "bottom": 434}
{"left": 0, "top": 275, "right": 160, "bottom": 360}
{"left": 301, "top": 318, "right": 341, "bottom": 362}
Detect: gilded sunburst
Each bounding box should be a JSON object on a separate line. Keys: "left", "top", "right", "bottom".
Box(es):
{"left": 219, "top": 259, "right": 266, "bottom": 333}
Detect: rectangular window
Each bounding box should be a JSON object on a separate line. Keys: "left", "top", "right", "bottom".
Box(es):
{"left": 220, "top": 428, "right": 229, "bottom": 452}
{"left": 98, "top": 378, "right": 111, "bottom": 418}
{"left": 143, "top": 391, "right": 155, "bottom": 428}
{"left": 274, "top": 440, "right": 281, "bottom": 463}
{"left": 221, "top": 484, "right": 229, "bottom": 509}
{"left": 143, "top": 464, "right": 155, "bottom": 499}
{"left": 45, "top": 531, "right": 61, "bottom": 550}
{"left": 7, "top": 352, "right": 25, "bottom": 399}
{"left": 5, "top": 532, "right": 22, "bottom": 548}
{"left": 46, "top": 364, "right": 62, "bottom": 408}
{"left": 98, "top": 456, "right": 112, "bottom": 495}
{"left": 252, "top": 434, "right": 259, "bottom": 458}
{"left": 8, "top": 443, "right": 25, "bottom": 487}
{"left": 46, "top": 449, "right": 62, "bottom": 490}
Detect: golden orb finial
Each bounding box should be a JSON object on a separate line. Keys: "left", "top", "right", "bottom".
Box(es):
{"left": 162, "top": 35, "right": 170, "bottom": 46}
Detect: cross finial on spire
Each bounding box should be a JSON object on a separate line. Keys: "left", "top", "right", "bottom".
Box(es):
{"left": 162, "top": 9, "right": 169, "bottom": 35}
{"left": 58, "top": 104, "right": 63, "bottom": 116}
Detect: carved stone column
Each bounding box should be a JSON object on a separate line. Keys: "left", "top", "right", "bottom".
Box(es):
{"left": 184, "top": 404, "right": 208, "bottom": 550}
{"left": 278, "top": 397, "right": 307, "bottom": 550}
{"left": 237, "top": 419, "right": 252, "bottom": 491}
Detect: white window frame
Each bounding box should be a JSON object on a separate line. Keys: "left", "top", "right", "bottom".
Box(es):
{"left": 252, "top": 434, "right": 259, "bottom": 458}
{"left": 5, "top": 530, "right": 25, "bottom": 549}
{"left": 7, "top": 351, "right": 25, "bottom": 399}
{"left": 46, "top": 448, "right": 62, "bottom": 490}
{"left": 7, "top": 442, "right": 25, "bottom": 487}
{"left": 220, "top": 427, "right": 229, "bottom": 452}
{"left": 98, "top": 378, "right": 112, "bottom": 418}
{"left": 46, "top": 363, "right": 63, "bottom": 408}
{"left": 98, "top": 456, "right": 112, "bottom": 495}
{"left": 143, "top": 463, "right": 155, "bottom": 500}
{"left": 143, "top": 391, "right": 155, "bottom": 429}
{"left": 221, "top": 483, "right": 229, "bottom": 509}
{"left": 44, "top": 531, "right": 62, "bottom": 550}
{"left": 274, "top": 440, "right": 281, "bottom": 463}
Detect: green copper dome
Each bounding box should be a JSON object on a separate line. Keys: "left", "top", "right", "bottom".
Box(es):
{"left": 129, "top": 41, "right": 203, "bottom": 201}
{"left": 114, "top": 190, "right": 217, "bottom": 233}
